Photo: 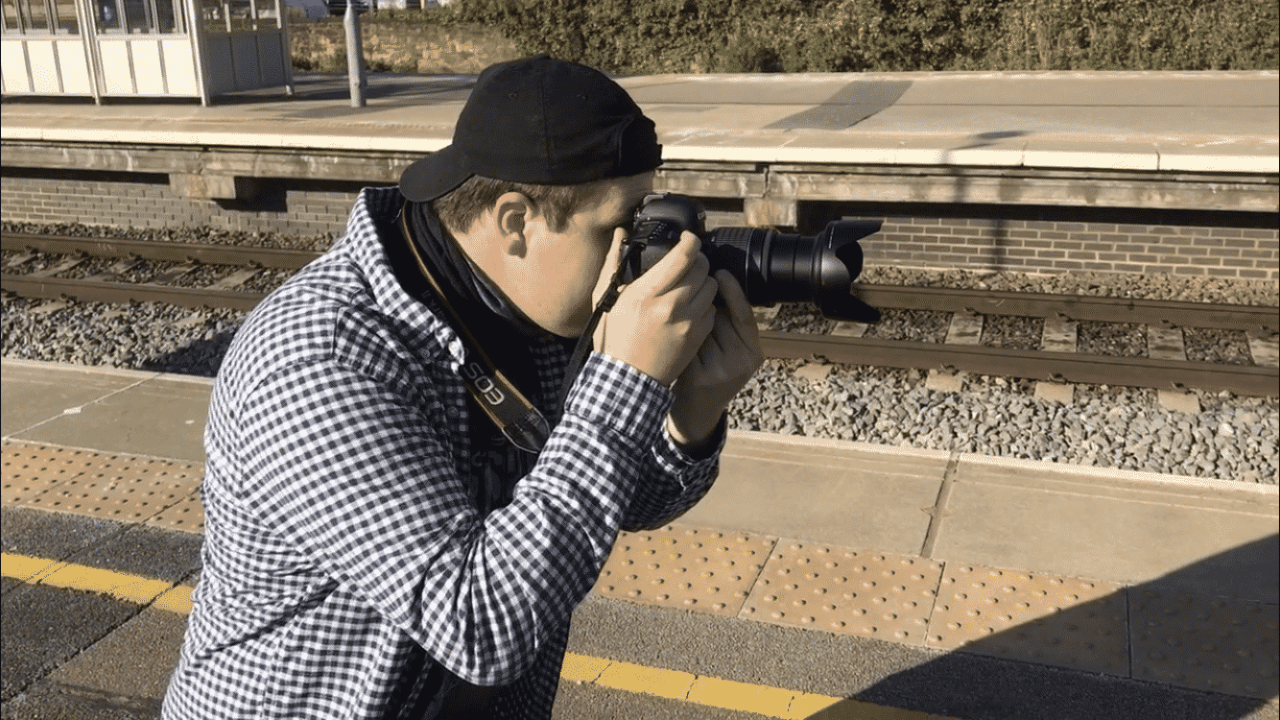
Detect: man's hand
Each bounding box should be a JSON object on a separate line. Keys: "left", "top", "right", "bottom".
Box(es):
{"left": 590, "top": 228, "right": 764, "bottom": 454}
{"left": 592, "top": 229, "right": 718, "bottom": 387}
{"left": 666, "top": 268, "right": 764, "bottom": 454}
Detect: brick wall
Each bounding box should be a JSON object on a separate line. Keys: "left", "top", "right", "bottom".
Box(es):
{"left": 1, "top": 170, "right": 364, "bottom": 239}
{"left": 865, "top": 215, "right": 1278, "bottom": 280}
{"left": 3, "top": 170, "right": 1276, "bottom": 281}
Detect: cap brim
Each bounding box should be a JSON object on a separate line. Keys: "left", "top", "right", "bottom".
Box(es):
{"left": 399, "top": 144, "right": 472, "bottom": 203}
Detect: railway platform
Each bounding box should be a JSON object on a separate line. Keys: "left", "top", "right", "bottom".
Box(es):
{"left": 2, "top": 357, "right": 1276, "bottom": 719}
{"left": 2, "top": 69, "right": 1277, "bottom": 173}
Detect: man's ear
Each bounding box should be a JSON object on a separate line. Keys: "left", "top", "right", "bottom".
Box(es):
{"left": 493, "top": 191, "right": 538, "bottom": 259}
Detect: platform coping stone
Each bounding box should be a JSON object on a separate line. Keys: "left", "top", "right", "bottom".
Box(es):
{"left": 17, "top": 448, "right": 202, "bottom": 523}
{"left": 740, "top": 541, "right": 943, "bottom": 645}
{"left": 2, "top": 442, "right": 102, "bottom": 505}
{"left": 1129, "top": 588, "right": 1279, "bottom": 700}
{"left": 926, "top": 564, "right": 1128, "bottom": 676}
{"left": 592, "top": 524, "right": 775, "bottom": 616}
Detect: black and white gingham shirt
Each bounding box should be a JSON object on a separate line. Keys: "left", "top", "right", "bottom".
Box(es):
{"left": 164, "top": 187, "right": 721, "bottom": 719}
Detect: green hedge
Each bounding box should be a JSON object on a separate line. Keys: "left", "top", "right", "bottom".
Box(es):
{"left": 434, "top": 0, "right": 1277, "bottom": 73}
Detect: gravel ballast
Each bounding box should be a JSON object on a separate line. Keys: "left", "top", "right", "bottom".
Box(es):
{"left": 3, "top": 223, "right": 1277, "bottom": 485}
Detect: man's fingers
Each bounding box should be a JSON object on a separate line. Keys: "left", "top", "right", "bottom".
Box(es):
{"left": 593, "top": 227, "right": 629, "bottom": 306}
{"left": 633, "top": 232, "right": 703, "bottom": 296}
{"left": 713, "top": 270, "right": 760, "bottom": 345}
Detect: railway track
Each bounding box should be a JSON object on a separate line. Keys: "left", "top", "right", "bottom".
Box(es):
{"left": 3, "top": 231, "right": 1277, "bottom": 396}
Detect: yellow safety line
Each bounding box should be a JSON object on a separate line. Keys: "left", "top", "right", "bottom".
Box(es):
{"left": 1, "top": 552, "right": 952, "bottom": 720}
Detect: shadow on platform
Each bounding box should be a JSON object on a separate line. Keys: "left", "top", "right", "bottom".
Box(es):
{"left": 808, "top": 534, "right": 1279, "bottom": 720}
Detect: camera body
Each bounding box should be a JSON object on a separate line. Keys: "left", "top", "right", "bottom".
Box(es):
{"left": 621, "top": 193, "right": 881, "bottom": 323}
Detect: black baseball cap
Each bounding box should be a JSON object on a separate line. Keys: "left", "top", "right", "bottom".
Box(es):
{"left": 400, "top": 56, "right": 663, "bottom": 203}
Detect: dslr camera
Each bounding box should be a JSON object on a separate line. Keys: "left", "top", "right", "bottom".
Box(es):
{"left": 621, "top": 193, "right": 881, "bottom": 323}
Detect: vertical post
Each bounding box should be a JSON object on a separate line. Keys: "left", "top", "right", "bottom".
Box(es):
{"left": 185, "top": 0, "right": 211, "bottom": 104}
{"left": 343, "top": 0, "right": 364, "bottom": 107}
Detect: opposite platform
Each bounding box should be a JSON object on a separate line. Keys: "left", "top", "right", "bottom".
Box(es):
{"left": 2, "top": 70, "right": 1277, "bottom": 174}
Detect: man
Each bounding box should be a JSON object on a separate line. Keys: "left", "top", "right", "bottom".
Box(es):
{"left": 164, "top": 56, "right": 762, "bottom": 719}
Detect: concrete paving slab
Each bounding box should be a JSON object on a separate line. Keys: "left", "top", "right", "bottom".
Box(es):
{"left": 9, "top": 369, "right": 211, "bottom": 464}
{"left": 1, "top": 679, "right": 164, "bottom": 719}
{"left": 679, "top": 432, "right": 947, "bottom": 554}
{"left": 621, "top": 75, "right": 869, "bottom": 106}
{"left": 934, "top": 455, "right": 1279, "bottom": 602}
{"left": 885, "top": 71, "right": 1275, "bottom": 108}
{"left": 47, "top": 606, "right": 185, "bottom": 704}
{"left": 1, "top": 361, "right": 142, "bottom": 437}
{"left": 654, "top": 104, "right": 820, "bottom": 132}
{"left": 0, "top": 583, "right": 137, "bottom": 702}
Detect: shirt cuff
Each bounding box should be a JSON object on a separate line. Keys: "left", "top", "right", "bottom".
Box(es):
{"left": 658, "top": 412, "right": 727, "bottom": 469}
{"left": 563, "top": 352, "right": 673, "bottom": 448}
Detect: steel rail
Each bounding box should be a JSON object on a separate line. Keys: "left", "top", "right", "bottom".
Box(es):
{"left": 1, "top": 232, "right": 322, "bottom": 270}
{"left": 5, "top": 273, "right": 1274, "bottom": 397}
{"left": 854, "top": 286, "right": 1278, "bottom": 333}
{"left": 759, "top": 331, "right": 1278, "bottom": 397}
{"left": 6, "top": 231, "right": 1274, "bottom": 331}
{"left": 1, "top": 275, "right": 263, "bottom": 310}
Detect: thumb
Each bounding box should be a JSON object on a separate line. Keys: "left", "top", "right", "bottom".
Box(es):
{"left": 592, "top": 226, "right": 629, "bottom": 309}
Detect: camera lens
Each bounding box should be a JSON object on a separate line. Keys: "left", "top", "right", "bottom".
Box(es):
{"left": 620, "top": 193, "right": 881, "bottom": 323}
{"left": 705, "top": 222, "right": 882, "bottom": 323}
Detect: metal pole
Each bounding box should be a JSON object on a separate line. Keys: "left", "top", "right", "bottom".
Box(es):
{"left": 343, "top": 0, "right": 363, "bottom": 107}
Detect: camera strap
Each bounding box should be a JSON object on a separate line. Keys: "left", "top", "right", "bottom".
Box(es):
{"left": 555, "top": 238, "right": 646, "bottom": 413}
{"left": 399, "top": 205, "right": 551, "bottom": 454}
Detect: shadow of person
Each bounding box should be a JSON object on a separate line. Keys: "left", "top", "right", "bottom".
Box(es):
{"left": 141, "top": 323, "right": 240, "bottom": 379}
{"left": 805, "top": 534, "right": 1278, "bottom": 720}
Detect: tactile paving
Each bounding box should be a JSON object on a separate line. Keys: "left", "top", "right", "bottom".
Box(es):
{"left": 146, "top": 491, "right": 206, "bottom": 533}
{"left": 593, "top": 524, "right": 775, "bottom": 616}
{"left": 926, "top": 564, "right": 1127, "bottom": 675}
{"left": 2, "top": 441, "right": 101, "bottom": 505}
{"left": 1130, "top": 588, "right": 1279, "bottom": 699}
{"left": 741, "top": 541, "right": 943, "bottom": 645}
{"left": 23, "top": 451, "right": 202, "bottom": 524}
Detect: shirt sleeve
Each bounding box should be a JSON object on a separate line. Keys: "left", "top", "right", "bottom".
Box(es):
{"left": 621, "top": 412, "right": 724, "bottom": 531}
{"left": 230, "top": 350, "right": 672, "bottom": 688}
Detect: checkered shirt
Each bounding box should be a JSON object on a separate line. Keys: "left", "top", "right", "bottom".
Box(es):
{"left": 163, "top": 187, "right": 721, "bottom": 719}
